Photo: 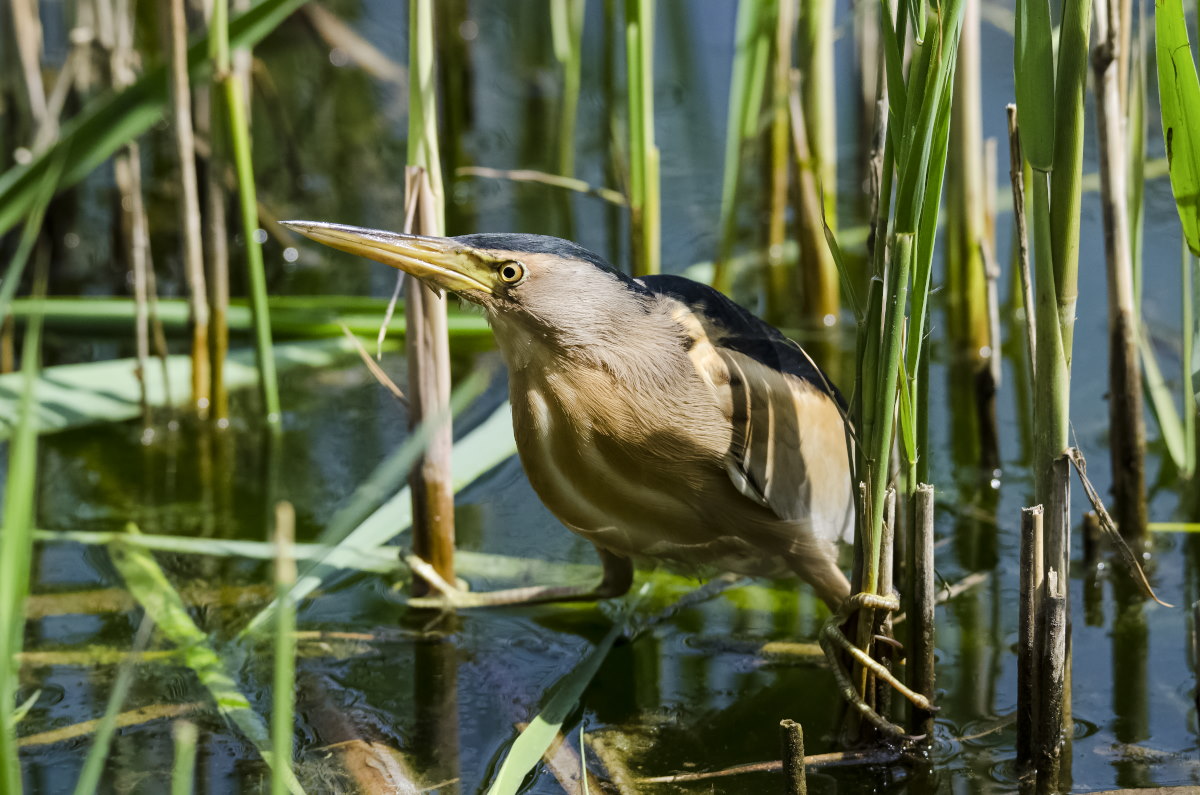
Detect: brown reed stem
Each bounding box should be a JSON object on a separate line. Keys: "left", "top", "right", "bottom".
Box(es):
{"left": 404, "top": 167, "right": 456, "bottom": 592}
{"left": 10, "top": 0, "right": 49, "bottom": 141}
{"left": 779, "top": 719, "right": 806, "bottom": 795}
{"left": 107, "top": 0, "right": 153, "bottom": 428}
{"left": 787, "top": 74, "right": 839, "bottom": 327}
{"left": 910, "top": 483, "right": 935, "bottom": 739}
{"left": 1037, "top": 567, "right": 1068, "bottom": 779}
{"left": 1092, "top": 0, "right": 1147, "bottom": 543}
{"left": 165, "top": 0, "right": 211, "bottom": 419}
{"left": 1017, "top": 504, "right": 1043, "bottom": 769}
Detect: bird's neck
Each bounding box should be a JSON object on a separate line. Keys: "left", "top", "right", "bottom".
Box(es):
{"left": 489, "top": 303, "right": 693, "bottom": 401}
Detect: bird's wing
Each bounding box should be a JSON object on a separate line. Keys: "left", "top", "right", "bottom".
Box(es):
{"left": 639, "top": 275, "right": 850, "bottom": 525}
{"left": 636, "top": 274, "right": 845, "bottom": 407}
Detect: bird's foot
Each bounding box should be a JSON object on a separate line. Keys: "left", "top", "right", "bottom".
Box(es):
{"left": 819, "top": 591, "right": 937, "bottom": 740}
{"left": 402, "top": 554, "right": 624, "bottom": 610}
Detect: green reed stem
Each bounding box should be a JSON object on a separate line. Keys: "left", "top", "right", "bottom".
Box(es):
{"left": 1184, "top": 240, "right": 1196, "bottom": 476}
{"left": 73, "top": 618, "right": 154, "bottom": 795}
{"left": 212, "top": 0, "right": 280, "bottom": 425}
{"left": 625, "top": 0, "right": 659, "bottom": 276}
{"left": 552, "top": 0, "right": 585, "bottom": 177}
{"left": 171, "top": 721, "right": 198, "bottom": 795}
{"left": 271, "top": 503, "right": 297, "bottom": 795}
{"left": 0, "top": 263, "right": 44, "bottom": 795}
{"left": 713, "top": 0, "right": 771, "bottom": 292}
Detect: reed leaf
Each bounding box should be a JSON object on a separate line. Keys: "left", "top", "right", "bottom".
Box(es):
{"left": 0, "top": 0, "right": 308, "bottom": 236}
{"left": 5, "top": 296, "right": 492, "bottom": 339}
{"left": 0, "top": 248, "right": 45, "bottom": 795}
{"left": 1013, "top": 0, "right": 1056, "bottom": 170}
{"left": 237, "top": 367, "right": 495, "bottom": 639}
{"left": 72, "top": 619, "right": 153, "bottom": 795}
{"left": 0, "top": 338, "right": 374, "bottom": 441}
{"left": 485, "top": 622, "right": 622, "bottom": 794}
{"left": 1155, "top": 0, "right": 1200, "bottom": 255}
{"left": 108, "top": 526, "right": 306, "bottom": 794}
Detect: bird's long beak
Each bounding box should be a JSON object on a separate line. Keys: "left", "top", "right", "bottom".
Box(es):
{"left": 280, "top": 220, "right": 496, "bottom": 295}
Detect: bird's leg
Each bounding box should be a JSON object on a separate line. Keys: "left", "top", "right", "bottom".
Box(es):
{"left": 819, "top": 591, "right": 937, "bottom": 738}
{"left": 405, "top": 546, "right": 633, "bottom": 609}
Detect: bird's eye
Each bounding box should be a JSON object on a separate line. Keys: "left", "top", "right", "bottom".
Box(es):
{"left": 499, "top": 262, "right": 524, "bottom": 284}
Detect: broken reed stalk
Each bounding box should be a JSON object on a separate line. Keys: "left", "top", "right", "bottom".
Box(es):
{"left": 1037, "top": 567, "right": 1068, "bottom": 779}
{"left": 1017, "top": 504, "right": 1043, "bottom": 768}
{"left": 1005, "top": 105, "right": 1036, "bottom": 379}
{"left": 909, "top": 484, "right": 935, "bottom": 739}
{"left": 1030, "top": 457, "right": 1071, "bottom": 781}
{"left": 765, "top": 0, "right": 796, "bottom": 322}
{"left": 405, "top": 0, "right": 456, "bottom": 591}
{"left": 1092, "top": 0, "right": 1147, "bottom": 543}
{"left": 272, "top": 501, "right": 297, "bottom": 795}
{"left": 779, "top": 719, "right": 806, "bottom": 795}
{"left": 210, "top": 0, "right": 281, "bottom": 426}
{"left": 625, "top": 0, "right": 660, "bottom": 276}
{"left": 165, "top": 0, "right": 211, "bottom": 419}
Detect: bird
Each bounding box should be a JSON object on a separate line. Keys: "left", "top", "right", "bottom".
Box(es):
{"left": 281, "top": 221, "right": 856, "bottom": 612}
{"left": 282, "top": 221, "right": 938, "bottom": 738}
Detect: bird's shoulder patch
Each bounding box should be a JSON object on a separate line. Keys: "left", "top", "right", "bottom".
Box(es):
{"left": 637, "top": 274, "right": 844, "bottom": 408}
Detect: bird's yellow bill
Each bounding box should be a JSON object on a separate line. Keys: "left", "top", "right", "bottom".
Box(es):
{"left": 280, "top": 220, "right": 497, "bottom": 295}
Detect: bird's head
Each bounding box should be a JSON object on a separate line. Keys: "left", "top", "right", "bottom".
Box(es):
{"left": 282, "top": 221, "right": 648, "bottom": 354}
{"left": 283, "top": 221, "right": 631, "bottom": 307}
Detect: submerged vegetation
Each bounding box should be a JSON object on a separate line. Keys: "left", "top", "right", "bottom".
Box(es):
{"left": 2, "top": 0, "right": 1200, "bottom": 791}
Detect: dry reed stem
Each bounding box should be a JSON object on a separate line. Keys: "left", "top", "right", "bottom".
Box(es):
{"left": 910, "top": 483, "right": 936, "bottom": 739}
{"left": 1037, "top": 568, "right": 1068, "bottom": 777}
{"left": 1092, "top": 0, "right": 1148, "bottom": 543}
{"left": 17, "top": 703, "right": 205, "bottom": 748}
{"left": 788, "top": 73, "right": 839, "bottom": 325}
{"left": 636, "top": 747, "right": 902, "bottom": 784}
{"left": 457, "top": 166, "right": 627, "bottom": 206}
{"left": 780, "top": 719, "right": 806, "bottom": 795}
{"left": 403, "top": 166, "right": 456, "bottom": 592}
{"left": 301, "top": 3, "right": 406, "bottom": 83}
{"left": 1066, "top": 448, "right": 1168, "bottom": 605}
{"left": 10, "top": 0, "right": 50, "bottom": 139}
{"left": 339, "top": 323, "right": 406, "bottom": 405}
{"left": 296, "top": 671, "right": 423, "bottom": 795}
{"left": 1017, "top": 504, "right": 1043, "bottom": 768}
{"left": 165, "top": 0, "right": 211, "bottom": 419}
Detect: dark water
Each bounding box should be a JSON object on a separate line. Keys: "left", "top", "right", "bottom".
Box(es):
{"left": 10, "top": 0, "right": 1200, "bottom": 791}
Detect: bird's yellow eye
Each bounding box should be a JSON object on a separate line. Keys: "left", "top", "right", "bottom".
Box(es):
{"left": 499, "top": 261, "right": 525, "bottom": 284}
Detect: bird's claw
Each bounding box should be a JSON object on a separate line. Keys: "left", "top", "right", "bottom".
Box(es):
{"left": 820, "top": 591, "right": 937, "bottom": 739}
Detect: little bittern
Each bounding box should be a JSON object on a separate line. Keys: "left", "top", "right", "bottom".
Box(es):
{"left": 285, "top": 222, "right": 934, "bottom": 737}
{"left": 285, "top": 222, "right": 855, "bottom": 609}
